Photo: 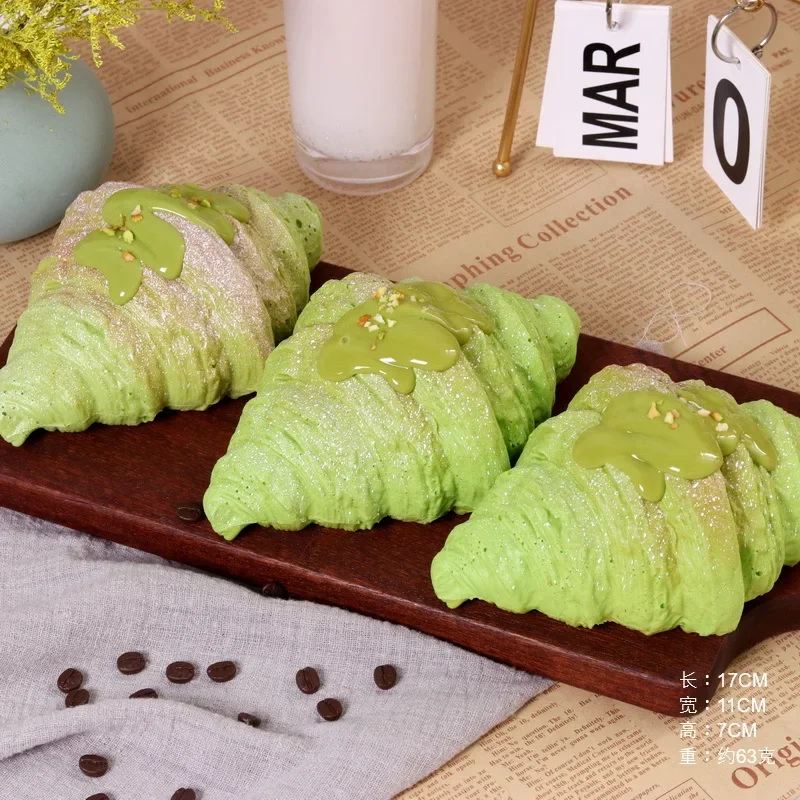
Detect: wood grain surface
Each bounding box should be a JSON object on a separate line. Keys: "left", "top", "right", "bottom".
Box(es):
{"left": 0, "top": 261, "right": 797, "bottom": 716}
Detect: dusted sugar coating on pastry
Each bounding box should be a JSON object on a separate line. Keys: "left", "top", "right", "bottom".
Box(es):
{"left": 203, "top": 272, "right": 580, "bottom": 539}
{"left": 431, "top": 364, "right": 800, "bottom": 636}
{"left": 0, "top": 181, "right": 322, "bottom": 446}
{"left": 739, "top": 399, "right": 800, "bottom": 567}
{"left": 223, "top": 185, "right": 322, "bottom": 340}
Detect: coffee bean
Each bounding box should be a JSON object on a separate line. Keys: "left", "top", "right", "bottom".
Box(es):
{"left": 86, "top": 794, "right": 111, "bottom": 800}
{"left": 130, "top": 688, "right": 158, "bottom": 699}
{"left": 259, "top": 580, "right": 289, "bottom": 599}
{"left": 207, "top": 660, "right": 237, "bottom": 683}
{"left": 57, "top": 667, "right": 83, "bottom": 694}
{"left": 166, "top": 661, "right": 195, "bottom": 684}
{"left": 316, "top": 698, "right": 343, "bottom": 722}
{"left": 177, "top": 502, "right": 204, "bottom": 523}
{"left": 171, "top": 789, "right": 196, "bottom": 800}
{"left": 65, "top": 688, "right": 90, "bottom": 707}
{"left": 237, "top": 712, "right": 261, "bottom": 727}
{"left": 79, "top": 754, "right": 108, "bottom": 777}
{"left": 117, "top": 651, "right": 146, "bottom": 675}
{"left": 374, "top": 664, "right": 397, "bottom": 690}
{"left": 295, "top": 667, "right": 320, "bottom": 695}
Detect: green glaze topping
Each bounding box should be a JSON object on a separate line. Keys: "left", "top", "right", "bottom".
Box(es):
{"left": 318, "top": 282, "right": 495, "bottom": 394}
{"left": 574, "top": 387, "right": 776, "bottom": 502}
{"left": 678, "top": 386, "right": 777, "bottom": 469}
{"left": 74, "top": 183, "right": 250, "bottom": 305}
{"left": 574, "top": 389, "right": 723, "bottom": 502}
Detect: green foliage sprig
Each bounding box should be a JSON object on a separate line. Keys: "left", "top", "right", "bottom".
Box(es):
{"left": 0, "top": 0, "right": 234, "bottom": 111}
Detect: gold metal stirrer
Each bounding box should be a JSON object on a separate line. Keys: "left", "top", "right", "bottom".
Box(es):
{"left": 493, "top": 0, "right": 541, "bottom": 178}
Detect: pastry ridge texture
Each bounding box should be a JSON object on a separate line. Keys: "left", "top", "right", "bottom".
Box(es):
{"left": 203, "top": 272, "right": 580, "bottom": 538}
{"left": 0, "top": 182, "right": 322, "bottom": 445}
{"left": 431, "top": 363, "right": 800, "bottom": 636}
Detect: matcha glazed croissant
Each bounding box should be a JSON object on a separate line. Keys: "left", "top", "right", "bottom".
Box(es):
{"left": 0, "top": 182, "right": 322, "bottom": 445}
{"left": 204, "top": 272, "right": 580, "bottom": 538}
{"left": 431, "top": 364, "right": 800, "bottom": 636}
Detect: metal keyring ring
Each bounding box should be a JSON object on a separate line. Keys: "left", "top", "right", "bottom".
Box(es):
{"left": 606, "top": 0, "right": 621, "bottom": 31}
{"left": 711, "top": 1, "right": 778, "bottom": 65}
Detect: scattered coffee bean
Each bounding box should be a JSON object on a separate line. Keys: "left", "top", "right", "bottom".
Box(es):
{"left": 207, "top": 660, "right": 237, "bottom": 683}
{"left": 237, "top": 712, "right": 261, "bottom": 727}
{"left": 374, "top": 664, "right": 397, "bottom": 690}
{"left": 259, "top": 580, "right": 289, "bottom": 599}
{"left": 171, "top": 789, "right": 196, "bottom": 800}
{"left": 86, "top": 793, "right": 111, "bottom": 800}
{"left": 316, "top": 698, "right": 343, "bottom": 722}
{"left": 79, "top": 754, "right": 108, "bottom": 777}
{"left": 117, "top": 651, "right": 146, "bottom": 675}
{"left": 296, "top": 667, "right": 320, "bottom": 695}
{"left": 57, "top": 667, "right": 83, "bottom": 694}
{"left": 130, "top": 688, "right": 158, "bottom": 699}
{"left": 177, "top": 501, "right": 204, "bottom": 523}
{"left": 65, "top": 688, "right": 90, "bottom": 707}
{"left": 166, "top": 661, "right": 195, "bottom": 684}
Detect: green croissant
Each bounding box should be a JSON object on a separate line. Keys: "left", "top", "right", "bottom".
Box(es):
{"left": 431, "top": 364, "right": 800, "bottom": 636}
{"left": 0, "top": 182, "right": 322, "bottom": 445}
{"left": 204, "top": 272, "right": 580, "bottom": 539}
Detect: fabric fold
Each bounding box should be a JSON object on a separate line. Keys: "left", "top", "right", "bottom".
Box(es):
{"left": 0, "top": 507, "right": 549, "bottom": 800}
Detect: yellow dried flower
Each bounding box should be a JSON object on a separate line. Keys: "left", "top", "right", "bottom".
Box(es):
{"left": 0, "top": 0, "right": 235, "bottom": 111}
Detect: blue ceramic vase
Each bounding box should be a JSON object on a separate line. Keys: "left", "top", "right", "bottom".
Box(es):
{"left": 0, "top": 57, "right": 115, "bottom": 244}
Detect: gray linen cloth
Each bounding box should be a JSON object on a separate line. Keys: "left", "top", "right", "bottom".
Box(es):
{"left": 0, "top": 507, "right": 550, "bottom": 799}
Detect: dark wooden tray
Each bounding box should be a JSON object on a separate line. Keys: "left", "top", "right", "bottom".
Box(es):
{"left": 1, "top": 262, "right": 798, "bottom": 716}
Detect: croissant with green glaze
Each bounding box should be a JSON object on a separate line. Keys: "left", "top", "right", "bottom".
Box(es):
{"left": 431, "top": 363, "right": 800, "bottom": 636}
{"left": 0, "top": 181, "right": 322, "bottom": 445}
{"left": 204, "top": 271, "right": 580, "bottom": 539}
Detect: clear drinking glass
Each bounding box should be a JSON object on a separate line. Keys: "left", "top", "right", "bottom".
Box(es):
{"left": 284, "top": 0, "right": 438, "bottom": 196}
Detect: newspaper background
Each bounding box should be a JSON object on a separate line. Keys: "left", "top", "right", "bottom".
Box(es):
{"left": 0, "top": 0, "right": 798, "bottom": 798}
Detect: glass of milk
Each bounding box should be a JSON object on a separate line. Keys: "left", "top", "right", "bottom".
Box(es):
{"left": 284, "top": 0, "right": 438, "bottom": 195}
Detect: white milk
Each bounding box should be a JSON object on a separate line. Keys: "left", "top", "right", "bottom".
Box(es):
{"left": 284, "top": 0, "right": 437, "bottom": 162}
